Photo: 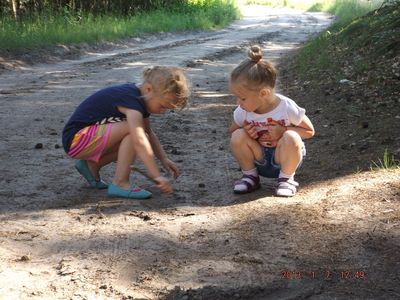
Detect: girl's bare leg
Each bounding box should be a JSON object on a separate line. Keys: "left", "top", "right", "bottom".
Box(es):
{"left": 112, "top": 134, "right": 137, "bottom": 189}
{"left": 274, "top": 130, "right": 303, "bottom": 175}
{"left": 86, "top": 122, "right": 131, "bottom": 182}
{"left": 86, "top": 144, "right": 119, "bottom": 180}
{"left": 230, "top": 128, "right": 263, "bottom": 170}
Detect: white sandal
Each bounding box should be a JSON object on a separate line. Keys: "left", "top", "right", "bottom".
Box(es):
{"left": 275, "top": 178, "right": 299, "bottom": 197}
{"left": 233, "top": 174, "right": 260, "bottom": 194}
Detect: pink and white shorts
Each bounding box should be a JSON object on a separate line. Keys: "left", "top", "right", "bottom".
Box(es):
{"left": 68, "top": 124, "right": 112, "bottom": 162}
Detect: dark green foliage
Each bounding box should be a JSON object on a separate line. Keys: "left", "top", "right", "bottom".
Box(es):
{"left": 1, "top": 0, "right": 191, "bottom": 18}
{"left": 297, "top": 0, "right": 400, "bottom": 80}
{"left": 0, "top": 0, "right": 239, "bottom": 50}
{"left": 353, "top": 2, "right": 399, "bottom": 58}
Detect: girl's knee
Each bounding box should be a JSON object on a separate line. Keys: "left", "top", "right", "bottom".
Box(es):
{"left": 280, "top": 131, "right": 302, "bottom": 149}
{"left": 230, "top": 128, "right": 250, "bottom": 146}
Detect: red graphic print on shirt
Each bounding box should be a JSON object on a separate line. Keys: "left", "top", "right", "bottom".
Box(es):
{"left": 249, "top": 118, "right": 285, "bottom": 147}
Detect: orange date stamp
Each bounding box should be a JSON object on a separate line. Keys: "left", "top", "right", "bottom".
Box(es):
{"left": 281, "top": 270, "right": 366, "bottom": 280}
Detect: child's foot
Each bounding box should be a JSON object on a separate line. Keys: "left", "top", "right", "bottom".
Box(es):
{"left": 108, "top": 183, "right": 152, "bottom": 199}
{"left": 275, "top": 178, "right": 298, "bottom": 197}
{"left": 233, "top": 174, "right": 260, "bottom": 194}
{"left": 75, "top": 160, "right": 108, "bottom": 189}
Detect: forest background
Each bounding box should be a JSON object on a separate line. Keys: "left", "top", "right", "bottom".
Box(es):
{"left": 0, "top": 0, "right": 386, "bottom": 51}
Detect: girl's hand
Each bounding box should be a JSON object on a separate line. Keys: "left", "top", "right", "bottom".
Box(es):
{"left": 258, "top": 132, "right": 277, "bottom": 148}
{"left": 267, "top": 120, "right": 287, "bottom": 141}
{"left": 154, "top": 176, "right": 173, "bottom": 194}
{"left": 161, "top": 158, "right": 181, "bottom": 179}
{"left": 243, "top": 121, "right": 258, "bottom": 139}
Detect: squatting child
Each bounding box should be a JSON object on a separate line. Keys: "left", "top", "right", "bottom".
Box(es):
{"left": 229, "top": 45, "right": 315, "bottom": 197}
{"left": 62, "top": 66, "right": 190, "bottom": 199}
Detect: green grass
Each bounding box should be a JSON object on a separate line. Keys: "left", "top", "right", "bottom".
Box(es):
{"left": 0, "top": 0, "right": 239, "bottom": 51}
{"left": 295, "top": 0, "right": 385, "bottom": 77}
{"left": 370, "top": 149, "right": 400, "bottom": 170}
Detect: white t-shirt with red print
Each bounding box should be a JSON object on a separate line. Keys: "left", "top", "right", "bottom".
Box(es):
{"left": 233, "top": 93, "right": 306, "bottom": 148}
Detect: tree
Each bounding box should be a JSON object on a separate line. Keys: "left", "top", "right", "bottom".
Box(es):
{"left": 10, "top": 0, "right": 20, "bottom": 20}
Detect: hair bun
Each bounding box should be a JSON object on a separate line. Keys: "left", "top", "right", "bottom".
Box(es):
{"left": 247, "top": 45, "right": 262, "bottom": 63}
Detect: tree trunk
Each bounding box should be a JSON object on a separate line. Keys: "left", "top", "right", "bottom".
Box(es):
{"left": 11, "top": 0, "right": 20, "bottom": 20}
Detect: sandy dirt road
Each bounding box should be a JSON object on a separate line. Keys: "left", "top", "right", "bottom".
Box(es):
{"left": 1, "top": 6, "right": 399, "bottom": 300}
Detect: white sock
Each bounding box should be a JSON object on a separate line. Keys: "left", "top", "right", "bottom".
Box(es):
{"left": 243, "top": 168, "right": 258, "bottom": 177}
{"left": 279, "top": 171, "right": 294, "bottom": 181}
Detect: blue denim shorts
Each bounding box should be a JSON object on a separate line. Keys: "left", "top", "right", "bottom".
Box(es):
{"left": 255, "top": 145, "right": 306, "bottom": 178}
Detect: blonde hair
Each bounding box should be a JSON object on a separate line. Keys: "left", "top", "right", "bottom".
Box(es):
{"left": 230, "top": 45, "right": 277, "bottom": 90}
{"left": 142, "top": 66, "right": 190, "bottom": 109}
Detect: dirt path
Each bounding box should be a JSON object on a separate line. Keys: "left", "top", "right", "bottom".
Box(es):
{"left": 0, "top": 6, "right": 399, "bottom": 300}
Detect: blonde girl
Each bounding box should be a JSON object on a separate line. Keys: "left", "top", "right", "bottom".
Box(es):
{"left": 229, "top": 46, "right": 315, "bottom": 197}
{"left": 62, "top": 66, "right": 190, "bottom": 199}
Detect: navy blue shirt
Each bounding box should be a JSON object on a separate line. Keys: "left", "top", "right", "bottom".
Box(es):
{"left": 62, "top": 83, "right": 150, "bottom": 152}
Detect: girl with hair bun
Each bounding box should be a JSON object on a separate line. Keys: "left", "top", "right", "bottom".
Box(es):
{"left": 229, "top": 45, "right": 315, "bottom": 197}
{"left": 62, "top": 66, "right": 190, "bottom": 199}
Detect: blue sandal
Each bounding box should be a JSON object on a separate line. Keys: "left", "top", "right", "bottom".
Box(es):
{"left": 75, "top": 160, "right": 108, "bottom": 189}
{"left": 108, "top": 183, "right": 152, "bottom": 199}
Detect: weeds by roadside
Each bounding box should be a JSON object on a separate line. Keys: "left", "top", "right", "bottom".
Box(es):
{"left": 0, "top": 0, "right": 239, "bottom": 51}
{"left": 296, "top": 0, "right": 386, "bottom": 76}
{"left": 371, "top": 149, "right": 400, "bottom": 170}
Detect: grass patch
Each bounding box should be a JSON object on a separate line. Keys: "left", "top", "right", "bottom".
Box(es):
{"left": 371, "top": 149, "right": 400, "bottom": 170}
{"left": 295, "top": 0, "right": 386, "bottom": 78}
{"left": 0, "top": 0, "right": 239, "bottom": 51}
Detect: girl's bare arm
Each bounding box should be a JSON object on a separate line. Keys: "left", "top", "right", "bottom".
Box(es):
{"left": 144, "top": 118, "right": 181, "bottom": 178}
{"left": 143, "top": 118, "right": 167, "bottom": 162}
{"left": 287, "top": 115, "right": 315, "bottom": 140}
{"left": 228, "top": 121, "right": 240, "bottom": 135}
